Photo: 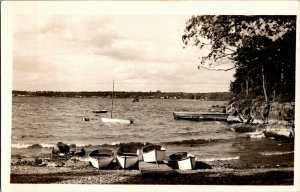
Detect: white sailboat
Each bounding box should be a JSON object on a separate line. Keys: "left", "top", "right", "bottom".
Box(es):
{"left": 101, "top": 80, "right": 133, "bottom": 124}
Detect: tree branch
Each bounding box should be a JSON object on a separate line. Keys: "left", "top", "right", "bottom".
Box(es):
{"left": 198, "top": 64, "right": 236, "bottom": 71}
{"left": 213, "top": 53, "right": 234, "bottom": 60}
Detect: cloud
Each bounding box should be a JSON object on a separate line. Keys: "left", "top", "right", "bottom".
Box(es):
{"left": 12, "top": 14, "right": 234, "bottom": 92}
{"left": 96, "top": 40, "right": 144, "bottom": 61}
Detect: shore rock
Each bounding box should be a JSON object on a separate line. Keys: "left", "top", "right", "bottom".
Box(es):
{"left": 246, "top": 131, "right": 265, "bottom": 139}
{"left": 46, "top": 162, "right": 58, "bottom": 167}
{"left": 264, "top": 126, "right": 294, "bottom": 140}
{"left": 230, "top": 124, "right": 258, "bottom": 133}
{"left": 268, "top": 119, "right": 290, "bottom": 125}
{"left": 69, "top": 144, "right": 85, "bottom": 156}
{"left": 74, "top": 148, "right": 85, "bottom": 156}
{"left": 227, "top": 115, "right": 243, "bottom": 124}
{"left": 52, "top": 142, "right": 70, "bottom": 154}
{"left": 251, "top": 119, "right": 264, "bottom": 124}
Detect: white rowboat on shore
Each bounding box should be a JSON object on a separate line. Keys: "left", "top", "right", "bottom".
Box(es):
{"left": 169, "top": 152, "right": 196, "bottom": 170}
{"left": 88, "top": 149, "right": 114, "bottom": 169}
{"left": 116, "top": 146, "right": 139, "bottom": 169}
{"left": 142, "top": 144, "right": 165, "bottom": 163}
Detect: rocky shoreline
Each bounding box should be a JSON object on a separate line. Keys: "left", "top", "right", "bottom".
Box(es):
{"left": 225, "top": 99, "right": 295, "bottom": 140}
{"left": 227, "top": 99, "right": 295, "bottom": 123}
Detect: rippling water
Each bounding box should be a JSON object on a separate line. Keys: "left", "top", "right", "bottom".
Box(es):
{"left": 11, "top": 97, "right": 294, "bottom": 167}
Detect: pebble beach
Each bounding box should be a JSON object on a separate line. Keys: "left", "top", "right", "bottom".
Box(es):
{"left": 10, "top": 154, "right": 294, "bottom": 185}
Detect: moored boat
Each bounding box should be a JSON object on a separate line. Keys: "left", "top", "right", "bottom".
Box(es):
{"left": 101, "top": 118, "right": 133, "bottom": 124}
{"left": 173, "top": 111, "right": 229, "bottom": 121}
{"left": 93, "top": 110, "right": 107, "bottom": 113}
{"left": 116, "top": 146, "right": 139, "bottom": 169}
{"left": 142, "top": 144, "right": 166, "bottom": 163}
{"left": 88, "top": 149, "right": 114, "bottom": 169}
{"left": 132, "top": 98, "right": 139, "bottom": 102}
{"left": 169, "top": 152, "right": 196, "bottom": 170}
{"left": 101, "top": 80, "right": 133, "bottom": 124}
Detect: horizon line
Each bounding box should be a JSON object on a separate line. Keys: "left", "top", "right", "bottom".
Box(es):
{"left": 12, "top": 90, "right": 231, "bottom": 94}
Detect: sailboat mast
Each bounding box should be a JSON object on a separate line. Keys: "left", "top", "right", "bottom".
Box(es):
{"left": 111, "top": 80, "right": 114, "bottom": 118}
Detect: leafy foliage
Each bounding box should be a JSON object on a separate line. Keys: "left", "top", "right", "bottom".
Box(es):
{"left": 183, "top": 15, "right": 296, "bottom": 101}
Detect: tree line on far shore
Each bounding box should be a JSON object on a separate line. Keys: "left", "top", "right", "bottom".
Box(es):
{"left": 12, "top": 90, "right": 232, "bottom": 101}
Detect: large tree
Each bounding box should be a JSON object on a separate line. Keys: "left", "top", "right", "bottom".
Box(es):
{"left": 183, "top": 15, "right": 296, "bottom": 102}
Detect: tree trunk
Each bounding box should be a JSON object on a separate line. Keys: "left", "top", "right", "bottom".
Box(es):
{"left": 245, "top": 76, "right": 249, "bottom": 97}
{"left": 273, "top": 82, "right": 276, "bottom": 101}
{"left": 279, "top": 61, "right": 284, "bottom": 98}
{"left": 262, "top": 65, "right": 268, "bottom": 102}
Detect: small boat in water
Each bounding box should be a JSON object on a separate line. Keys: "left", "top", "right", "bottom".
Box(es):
{"left": 101, "top": 118, "right": 133, "bottom": 124}
{"left": 88, "top": 149, "right": 114, "bottom": 169}
{"left": 116, "top": 146, "right": 139, "bottom": 169}
{"left": 173, "top": 111, "right": 229, "bottom": 121}
{"left": 142, "top": 144, "right": 166, "bottom": 163}
{"left": 93, "top": 110, "right": 107, "bottom": 113}
{"left": 101, "top": 80, "right": 133, "bottom": 124}
{"left": 132, "top": 98, "right": 139, "bottom": 102}
{"left": 169, "top": 152, "right": 196, "bottom": 170}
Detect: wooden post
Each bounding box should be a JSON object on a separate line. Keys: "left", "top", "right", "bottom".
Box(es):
{"left": 111, "top": 80, "right": 114, "bottom": 118}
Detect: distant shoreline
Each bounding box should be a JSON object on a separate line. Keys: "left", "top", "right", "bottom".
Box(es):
{"left": 12, "top": 90, "right": 232, "bottom": 101}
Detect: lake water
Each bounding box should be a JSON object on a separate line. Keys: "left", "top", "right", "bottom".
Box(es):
{"left": 11, "top": 97, "right": 294, "bottom": 168}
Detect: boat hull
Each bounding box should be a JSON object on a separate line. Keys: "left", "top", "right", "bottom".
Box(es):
{"left": 143, "top": 149, "right": 165, "bottom": 162}
{"left": 101, "top": 118, "right": 132, "bottom": 124}
{"left": 116, "top": 155, "right": 139, "bottom": 169}
{"left": 93, "top": 110, "right": 107, "bottom": 113}
{"left": 88, "top": 150, "right": 114, "bottom": 169}
{"left": 89, "top": 156, "right": 114, "bottom": 169}
{"left": 177, "top": 156, "right": 196, "bottom": 170}
{"left": 116, "top": 146, "right": 139, "bottom": 169}
{"left": 169, "top": 152, "right": 196, "bottom": 170}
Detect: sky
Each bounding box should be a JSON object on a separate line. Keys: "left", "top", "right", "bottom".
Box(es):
{"left": 13, "top": 14, "right": 235, "bottom": 93}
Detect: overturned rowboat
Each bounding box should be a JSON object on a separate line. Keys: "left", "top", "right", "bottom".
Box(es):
{"left": 116, "top": 146, "right": 139, "bottom": 169}
{"left": 142, "top": 144, "right": 166, "bottom": 163}
{"left": 169, "top": 152, "right": 196, "bottom": 170}
{"left": 88, "top": 149, "right": 114, "bottom": 169}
